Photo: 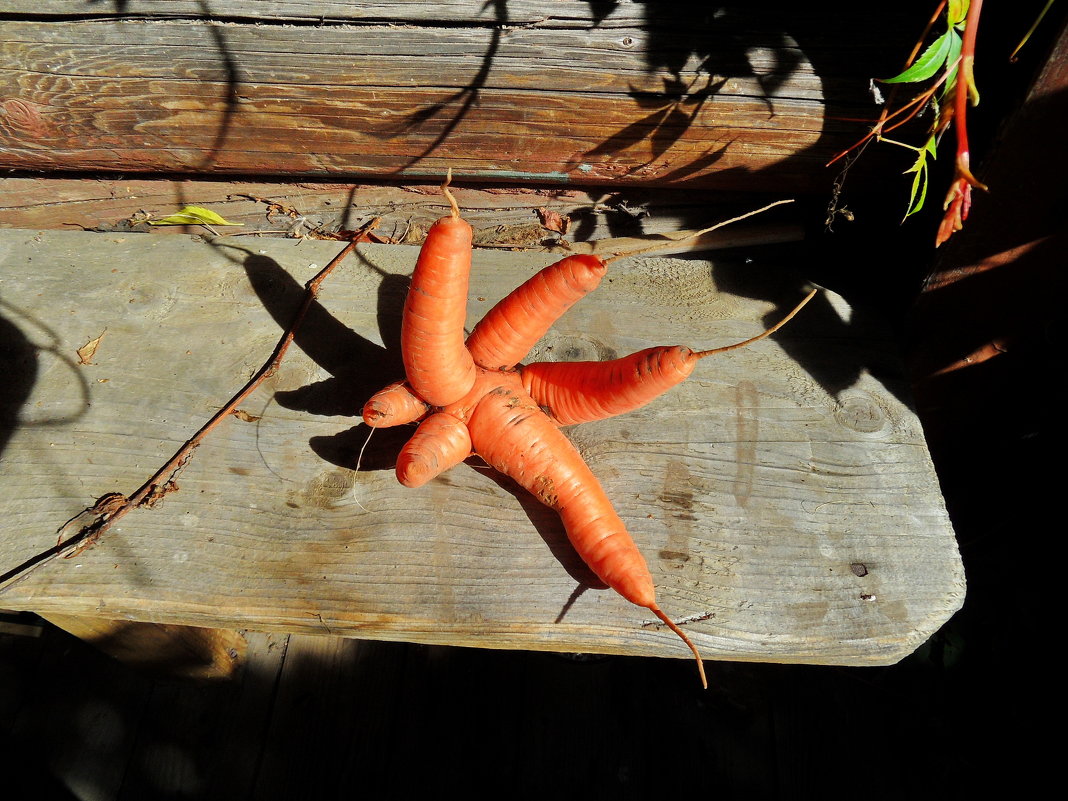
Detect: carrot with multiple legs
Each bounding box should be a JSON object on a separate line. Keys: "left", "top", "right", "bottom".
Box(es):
{"left": 363, "top": 173, "right": 816, "bottom": 688}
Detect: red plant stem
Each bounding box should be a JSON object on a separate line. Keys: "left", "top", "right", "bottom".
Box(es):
{"left": 881, "top": 66, "right": 956, "bottom": 135}
{"left": 953, "top": 0, "right": 985, "bottom": 183}
{"left": 825, "top": 0, "right": 949, "bottom": 167}
{"left": 825, "top": 75, "right": 946, "bottom": 167}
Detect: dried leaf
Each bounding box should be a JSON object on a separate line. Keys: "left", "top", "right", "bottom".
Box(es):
{"left": 536, "top": 207, "right": 571, "bottom": 235}
{"left": 149, "top": 205, "right": 241, "bottom": 227}
{"left": 230, "top": 194, "right": 302, "bottom": 221}
{"left": 232, "top": 409, "right": 262, "bottom": 423}
{"left": 77, "top": 330, "right": 107, "bottom": 365}
{"left": 90, "top": 492, "right": 129, "bottom": 517}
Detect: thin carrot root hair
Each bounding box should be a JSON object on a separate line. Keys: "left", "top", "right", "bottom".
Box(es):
{"left": 349, "top": 426, "right": 375, "bottom": 512}
{"left": 603, "top": 199, "right": 795, "bottom": 265}
{"left": 650, "top": 605, "right": 708, "bottom": 690}
{"left": 694, "top": 287, "right": 818, "bottom": 360}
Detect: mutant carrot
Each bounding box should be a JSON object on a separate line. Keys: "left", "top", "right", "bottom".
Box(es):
{"left": 521, "top": 289, "right": 819, "bottom": 426}
{"left": 466, "top": 372, "right": 708, "bottom": 689}
{"left": 358, "top": 187, "right": 811, "bottom": 687}
{"left": 466, "top": 253, "right": 607, "bottom": 371}
{"left": 401, "top": 170, "right": 478, "bottom": 406}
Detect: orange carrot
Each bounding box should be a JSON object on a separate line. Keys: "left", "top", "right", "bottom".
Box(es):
{"left": 400, "top": 173, "right": 477, "bottom": 406}
{"left": 523, "top": 346, "right": 698, "bottom": 426}
{"left": 522, "top": 289, "right": 818, "bottom": 425}
{"left": 466, "top": 371, "right": 707, "bottom": 689}
{"left": 396, "top": 411, "right": 472, "bottom": 488}
{"left": 466, "top": 254, "right": 607, "bottom": 370}
{"left": 362, "top": 381, "right": 429, "bottom": 428}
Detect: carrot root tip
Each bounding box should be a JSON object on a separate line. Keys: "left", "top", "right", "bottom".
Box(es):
{"left": 650, "top": 605, "right": 708, "bottom": 690}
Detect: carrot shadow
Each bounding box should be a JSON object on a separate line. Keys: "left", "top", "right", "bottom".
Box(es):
{"left": 468, "top": 461, "right": 608, "bottom": 596}
{"left": 203, "top": 242, "right": 410, "bottom": 472}
{"left": 705, "top": 253, "right": 913, "bottom": 405}
{"left": 230, "top": 240, "right": 607, "bottom": 617}
{"left": 237, "top": 240, "right": 613, "bottom": 611}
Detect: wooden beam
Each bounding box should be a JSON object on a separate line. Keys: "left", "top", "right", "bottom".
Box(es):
{"left": 0, "top": 175, "right": 805, "bottom": 252}
{"left": 0, "top": 4, "right": 919, "bottom": 188}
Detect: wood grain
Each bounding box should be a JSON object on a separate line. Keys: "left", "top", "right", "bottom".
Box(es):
{"left": 0, "top": 3, "right": 914, "bottom": 188}
{"left": 0, "top": 175, "right": 805, "bottom": 252}
{"left": 0, "top": 228, "right": 963, "bottom": 665}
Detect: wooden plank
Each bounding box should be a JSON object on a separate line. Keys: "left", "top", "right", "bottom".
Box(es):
{"left": 0, "top": 7, "right": 915, "bottom": 188}
{"left": 13, "top": 0, "right": 620, "bottom": 24}
{"left": 0, "top": 227, "right": 962, "bottom": 665}
{"left": 0, "top": 176, "right": 805, "bottom": 253}
{"left": 10, "top": 0, "right": 922, "bottom": 35}
{"left": 40, "top": 614, "right": 248, "bottom": 679}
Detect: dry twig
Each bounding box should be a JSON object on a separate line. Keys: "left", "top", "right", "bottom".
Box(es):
{"left": 0, "top": 221, "right": 379, "bottom": 590}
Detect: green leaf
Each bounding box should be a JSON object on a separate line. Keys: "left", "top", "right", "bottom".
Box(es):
{"left": 941, "top": 29, "right": 964, "bottom": 93}
{"left": 924, "top": 135, "right": 938, "bottom": 159}
{"left": 903, "top": 137, "right": 937, "bottom": 219}
{"left": 882, "top": 30, "right": 952, "bottom": 84}
{"left": 948, "top": 0, "right": 970, "bottom": 27}
{"left": 149, "top": 205, "right": 241, "bottom": 226}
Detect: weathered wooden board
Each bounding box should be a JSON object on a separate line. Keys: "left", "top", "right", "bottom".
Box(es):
{"left": 0, "top": 227, "right": 963, "bottom": 665}
{"left": 0, "top": 1, "right": 917, "bottom": 188}
{"left": 0, "top": 175, "right": 806, "bottom": 254}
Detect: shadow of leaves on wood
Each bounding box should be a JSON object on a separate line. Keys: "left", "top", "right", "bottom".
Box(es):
{"left": 0, "top": 303, "right": 38, "bottom": 461}
{"left": 193, "top": 1, "right": 242, "bottom": 170}
{"left": 579, "top": 1, "right": 923, "bottom": 189}
{"left": 0, "top": 298, "right": 92, "bottom": 456}
{"left": 584, "top": 75, "right": 729, "bottom": 178}
{"left": 388, "top": 0, "right": 509, "bottom": 172}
